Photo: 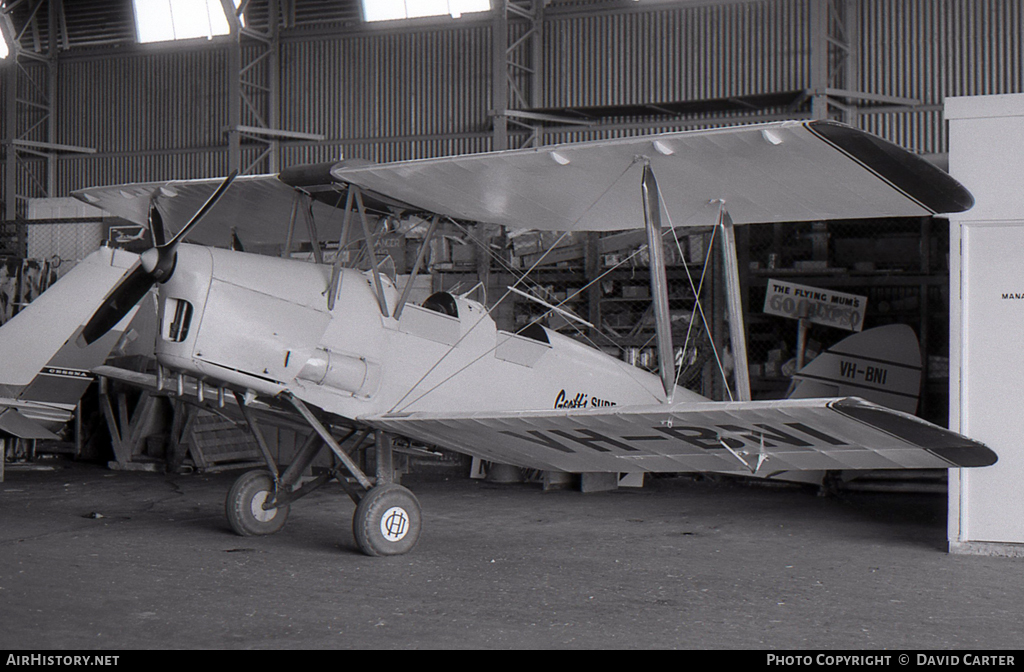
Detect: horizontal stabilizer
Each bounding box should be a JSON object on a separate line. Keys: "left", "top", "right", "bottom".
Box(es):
{"left": 367, "top": 397, "right": 996, "bottom": 475}
{"left": 0, "top": 408, "right": 60, "bottom": 440}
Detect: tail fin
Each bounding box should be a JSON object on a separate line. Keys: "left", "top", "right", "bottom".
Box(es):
{"left": 0, "top": 247, "right": 141, "bottom": 439}
{"left": 787, "top": 324, "right": 922, "bottom": 414}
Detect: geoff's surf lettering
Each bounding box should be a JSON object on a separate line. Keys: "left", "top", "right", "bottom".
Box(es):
{"left": 554, "top": 390, "right": 588, "bottom": 409}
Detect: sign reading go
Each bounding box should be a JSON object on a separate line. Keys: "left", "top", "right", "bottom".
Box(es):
{"left": 763, "top": 279, "right": 867, "bottom": 332}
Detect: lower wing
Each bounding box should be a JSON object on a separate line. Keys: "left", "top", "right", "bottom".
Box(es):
{"left": 367, "top": 397, "right": 996, "bottom": 476}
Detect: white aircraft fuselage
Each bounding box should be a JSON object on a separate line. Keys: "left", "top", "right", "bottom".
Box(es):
{"left": 156, "top": 244, "right": 704, "bottom": 422}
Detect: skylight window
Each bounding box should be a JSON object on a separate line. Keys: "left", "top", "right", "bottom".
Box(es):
{"left": 133, "top": 0, "right": 245, "bottom": 44}
{"left": 363, "top": 0, "right": 491, "bottom": 22}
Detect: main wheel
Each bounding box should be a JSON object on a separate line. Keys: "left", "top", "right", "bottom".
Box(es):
{"left": 225, "top": 470, "right": 289, "bottom": 536}
{"left": 352, "top": 484, "right": 422, "bottom": 556}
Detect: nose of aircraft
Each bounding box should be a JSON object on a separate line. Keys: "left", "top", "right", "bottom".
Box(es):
{"left": 78, "top": 170, "right": 237, "bottom": 347}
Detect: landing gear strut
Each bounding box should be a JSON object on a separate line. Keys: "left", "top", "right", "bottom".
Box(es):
{"left": 224, "top": 391, "right": 422, "bottom": 556}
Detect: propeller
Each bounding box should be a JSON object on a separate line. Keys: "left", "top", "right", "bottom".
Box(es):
{"left": 149, "top": 204, "right": 167, "bottom": 247}
{"left": 78, "top": 170, "right": 238, "bottom": 347}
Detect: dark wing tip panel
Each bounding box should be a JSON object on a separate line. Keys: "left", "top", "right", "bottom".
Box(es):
{"left": 927, "top": 444, "right": 1000, "bottom": 469}
{"left": 832, "top": 399, "right": 998, "bottom": 468}
{"left": 807, "top": 120, "right": 975, "bottom": 215}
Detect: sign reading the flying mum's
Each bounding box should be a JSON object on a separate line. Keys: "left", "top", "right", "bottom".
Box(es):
{"left": 763, "top": 279, "right": 867, "bottom": 332}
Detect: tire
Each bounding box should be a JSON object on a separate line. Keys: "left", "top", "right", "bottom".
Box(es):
{"left": 352, "top": 484, "right": 422, "bottom": 556}
{"left": 225, "top": 470, "right": 289, "bottom": 536}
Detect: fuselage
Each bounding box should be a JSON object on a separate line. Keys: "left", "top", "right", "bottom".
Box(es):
{"left": 155, "top": 244, "right": 706, "bottom": 420}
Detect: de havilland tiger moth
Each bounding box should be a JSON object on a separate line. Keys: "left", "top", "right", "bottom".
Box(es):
{"left": 0, "top": 120, "right": 996, "bottom": 556}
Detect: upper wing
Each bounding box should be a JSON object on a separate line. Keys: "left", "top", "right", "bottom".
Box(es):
{"left": 367, "top": 397, "right": 995, "bottom": 475}
{"left": 72, "top": 174, "right": 347, "bottom": 248}
{"left": 72, "top": 121, "right": 972, "bottom": 240}
{"left": 332, "top": 120, "right": 973, "bottom": 231}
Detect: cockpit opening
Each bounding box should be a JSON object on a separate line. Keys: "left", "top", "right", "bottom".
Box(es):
{"left": 422, "top": 292, "right": 458, "bottom": 317}
{"left": 515, "top": 322, "right": 549, "bottom": 344}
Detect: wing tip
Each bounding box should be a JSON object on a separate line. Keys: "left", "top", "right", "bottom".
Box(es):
{"left": 928, "top": 444, "right": 999, "bottom": 469}
{"left": 807, "top": 120, "right": 975, "bottom": 215}
{"left": 832, "top": 398, "right": 997, "bottom": 468}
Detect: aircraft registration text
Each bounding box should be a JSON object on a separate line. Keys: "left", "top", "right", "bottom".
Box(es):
{"left": 839, "top": 360, "right": 888, "bottom": 385}
{"left": 501, "top": 420, "right": 847, "bottom": 455}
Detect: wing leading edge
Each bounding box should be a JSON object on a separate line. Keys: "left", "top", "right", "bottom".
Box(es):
{"left": 367, "top": 397, "right": 995, "bottom": 475}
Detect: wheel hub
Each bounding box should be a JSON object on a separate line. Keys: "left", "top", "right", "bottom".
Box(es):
{"left": 380, "top": 506, "right": 409, "bottom": 542}
{"left": 250, "top": 490, "right": 278, "bottom": 523}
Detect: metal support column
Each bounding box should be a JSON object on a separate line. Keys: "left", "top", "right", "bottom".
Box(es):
{"left": 809, "top": 0, "right": 832, "bottom": 121}
{"left": 491, "top": 6, "right": 508, "bottom": 151}
{"left": 1, "top": 1, "right": 89, "bottom": 226}
{"left": 221, "top": 0, "right": 321, "bottom": 176}
{"left": 809, "top": 0, "right": 919, "bottom": 124}
{"left": 492, "top": 0, "right": 546, "bottom": 150}
{"left": 221, "top": 0, "right": 242, "bottom": 174}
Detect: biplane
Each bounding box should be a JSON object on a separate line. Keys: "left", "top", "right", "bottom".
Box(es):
{"left": 10, "top": 119, "right": 993, "bottom": 556}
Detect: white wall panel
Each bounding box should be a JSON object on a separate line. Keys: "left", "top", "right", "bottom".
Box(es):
{"left": 947, "top": 93, "right": 1024, "bottom": 554}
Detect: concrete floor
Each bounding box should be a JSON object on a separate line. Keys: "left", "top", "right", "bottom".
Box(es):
{"left": 1, "top": 460, "right": 1022, "bottom": 650}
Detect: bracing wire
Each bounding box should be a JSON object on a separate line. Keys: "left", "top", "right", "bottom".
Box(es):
{"left": 659, "top": 196, "right": 736, "bottom": 402}
{"left": 388, "top": 156, "right": 646, "bottom": 414}
{"left": 392, "top": 236, "right": 670, "bottom": 413}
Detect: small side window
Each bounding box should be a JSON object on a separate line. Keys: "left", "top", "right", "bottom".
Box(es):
{"left": 164, "top": 298, "right": 194, "bottom": 342}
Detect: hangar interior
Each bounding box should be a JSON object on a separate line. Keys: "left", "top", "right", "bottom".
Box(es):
{"left": 0, "top": 0, "right": 1021, "bottom": 552}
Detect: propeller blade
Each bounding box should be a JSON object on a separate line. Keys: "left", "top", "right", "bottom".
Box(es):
{"left": 165, "top": 169, "right": 238, "bottom": 249}
{"left": 149, "top": 206, "right": 167, "bottom": 247}
{"left": 77, "top": 264, "right": 155, "bottom": 346}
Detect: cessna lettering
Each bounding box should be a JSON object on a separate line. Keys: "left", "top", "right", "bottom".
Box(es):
{"left": 42, "top": 367, "right": 92, "bottom": 380}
